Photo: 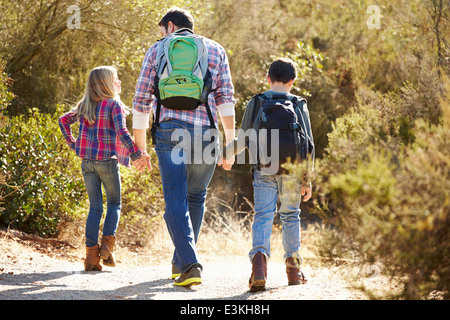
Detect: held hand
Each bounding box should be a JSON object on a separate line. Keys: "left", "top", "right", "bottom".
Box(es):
{"left": 132, "top": 156, "right": 147, "bottom": 172}
{"left": 218, "top": 156, "right": 234, "bottom": 171}
{"left": 132, "top": 151, "right": 152, "bottom": 172}
{"left": 301, "top": 185, "right": 312, "bottom": 202}
{"left": 142, "top": 150, "right": 152, "bottom": 171}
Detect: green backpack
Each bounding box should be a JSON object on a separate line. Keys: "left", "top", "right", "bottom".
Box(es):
{"left": 152, "top": 29, "right": 215, "bottom": 141}
{"left": 154, "top": 28, "right": 212, "bottom": 108}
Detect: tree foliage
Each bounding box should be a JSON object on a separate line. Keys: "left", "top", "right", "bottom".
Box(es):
{"left": 0, "top": 0, "right": 203, "bottom": 114}
{"left": 0, "top": 0, "right": 449, "bottom": 298}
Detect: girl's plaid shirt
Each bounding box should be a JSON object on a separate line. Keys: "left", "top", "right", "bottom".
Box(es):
{"left": 59, "top": 99, "right": 142, "bottom": 167}
{"left": 132, "top": 32, "right": 236, "bottom": 127}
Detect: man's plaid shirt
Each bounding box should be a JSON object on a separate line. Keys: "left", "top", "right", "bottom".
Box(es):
{"left": 132, "top": 31, "right": 235, "bottom": 129}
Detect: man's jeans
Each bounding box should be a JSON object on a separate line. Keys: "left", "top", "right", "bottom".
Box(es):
{"left": 155, "top": 120, "right": 218, "bottom": 273}
{"left": 249, "top": 169, "right": 302, "bottom": 263}
{"left": 81, "top": 159, "right": 121, "bottom": 248}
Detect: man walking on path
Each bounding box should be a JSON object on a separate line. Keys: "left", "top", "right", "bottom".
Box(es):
{"left": 132, "top": 7, "right": 236, "bottom": 287}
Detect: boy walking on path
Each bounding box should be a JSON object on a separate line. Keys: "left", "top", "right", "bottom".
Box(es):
{"left": 221, "top": 58, "right": 314, "bottom": 292}
{"left": 132, "top": 8, "right": 236, "bottom": 287}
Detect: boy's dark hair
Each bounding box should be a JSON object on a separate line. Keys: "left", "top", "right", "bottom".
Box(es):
{"left": 158, "top": 7, "right": 194, "bottom": 30}
{"left": 268, "top": 58, "right": 297, "bottom": 84}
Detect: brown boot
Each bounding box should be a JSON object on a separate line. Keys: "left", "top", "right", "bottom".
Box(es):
{"left": 286, "top": 257, "right": 307, "bottom": 285}
{"left": 249, "top": 252, "right": 267, "bottom": 292}
{"left": 100, "top": 235, "right": 116, "bottom": 267}
{"left": 84, "top": 244, "right": 102, "bottom": 271}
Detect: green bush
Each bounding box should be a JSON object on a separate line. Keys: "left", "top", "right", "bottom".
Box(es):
{"left": 0, "top": 59, "right": 14, "bottom": 214}
{"left": 0, "top": 106, "right": 165, "bottom": 241}
{"left": 0, "top": 60, "right": 14, "bottom": 122}
{"left": 299, "top": 78, "right": 450, "bottom": 299}
{"left": 0, "top": 107, "right": 86, "bottom": 236}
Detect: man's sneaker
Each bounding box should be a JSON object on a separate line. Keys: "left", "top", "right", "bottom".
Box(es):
{"left": 174, "top": 265, "right": 202, "bottom": 287}
{"left": 171, "top": 264, "right": 181, "bottom": 280}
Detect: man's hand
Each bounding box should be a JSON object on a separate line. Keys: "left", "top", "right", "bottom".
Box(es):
{"left": 218, "top": 115, "right": 235, "bottom": 171}
{"left": 132, "top": 151, "right": 152, "bottom": 172}
{"left": 218, "top": 156, "right": 234, "bottom": 171}
{"left": 132, "top": 128, "right": 151, "bottom": 172}
{"left": 142, "top": 150, "right": 152, "bottom": 171}
{"left": 132, "top": 156, "right": 146, "bottom": 172}
{"left": 301, "top": 185, "right": 312, "bottom": 202}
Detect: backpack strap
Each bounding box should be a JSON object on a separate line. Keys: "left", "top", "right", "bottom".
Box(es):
{"left": 200, "top": 69, "right": 216, "bottom": 129}
{"left": 151, "top": 77, "right": 162, "bottom": 145}
{"left": 287, "top": 95, "right": 306, "bottom": 126}
{"left": 290, "top": 95, "right": 315, "bottom": 159}
{"left": 251, "top": 93, "right": 265, "bottom": 130}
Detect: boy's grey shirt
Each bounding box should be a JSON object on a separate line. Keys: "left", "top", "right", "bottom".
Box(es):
{"left": 223, "top": 90, "right": 315, "bottom": 175}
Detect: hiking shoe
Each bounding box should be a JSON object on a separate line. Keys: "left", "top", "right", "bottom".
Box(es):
{"left": 171, "top": 264, "right": 181, "bottom": 280}
{"left": 249, "top": 252, "right": 267, "bottom": 292}
{"left": 100, "top": 235, "right": 116, "bottom": 267}
{"left": 286, "top": 257, "right": 307, "bottom": 285}
{"left": 174, "top": 265, "right": 202, "bottom": 287}
{"left": 84, "top": 244, "right": 102, "bottom": 271}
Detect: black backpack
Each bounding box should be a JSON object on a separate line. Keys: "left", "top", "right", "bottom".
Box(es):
{"left": 253, "top": 93, "right": 314, "bottom": 175}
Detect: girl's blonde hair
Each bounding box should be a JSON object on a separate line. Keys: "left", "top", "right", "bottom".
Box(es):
{"left": 75, "top": 66, "right": 120, "bottom": 124}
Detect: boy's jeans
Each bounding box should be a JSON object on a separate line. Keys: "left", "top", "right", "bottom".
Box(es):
{"left": 81, "top": 159, "right": 121, "bottom": 248}
{"left": 155, "top": 120, "right": 218, "bottom": 273}
{"left": 249, "top": 169, "right": 302, "bottom": 263}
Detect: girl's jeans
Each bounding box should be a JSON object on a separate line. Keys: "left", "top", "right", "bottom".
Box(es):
{"left": 249, "top": 169, "right": 302, "bottom": 263}
{"left": 155, "top": 120, "right": 218, "bottom": 274}
{"left": 81, "top": 158, "right": 121, "bottom": 248}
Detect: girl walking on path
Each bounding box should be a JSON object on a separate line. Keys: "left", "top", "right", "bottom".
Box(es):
{"left": 59, "top": 66, "right": 150, "bottom": 271}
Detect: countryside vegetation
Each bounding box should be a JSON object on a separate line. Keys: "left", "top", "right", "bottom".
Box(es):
{"left": 0, "top": 0, "right": 449, "bottom": 299}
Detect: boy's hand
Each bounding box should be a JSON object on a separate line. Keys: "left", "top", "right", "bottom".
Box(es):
{"left": 301, "top": 185, "right": 312, "bottom": 202}
{"left": 218, "top": 156, "right": 234, "bottom": 171}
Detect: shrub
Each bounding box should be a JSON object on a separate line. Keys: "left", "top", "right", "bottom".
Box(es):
{"left": 0, "top": 59, "right": 14, "bottom": 214}
{"left": 0, "top": 105, "right": 166, "bottom": 241}
{"left": 0, "top": 107, "right": 86, "bottom": 236}
{"left": 288, "top": 77, "right": 450, "bottom": 299}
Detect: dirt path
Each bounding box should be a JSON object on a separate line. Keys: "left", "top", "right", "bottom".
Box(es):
{"left": 0, "top": 254, "right": 362, "bottom": 300}
{"left": 0, "top": 231, "right": 393, "bottom": 301}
